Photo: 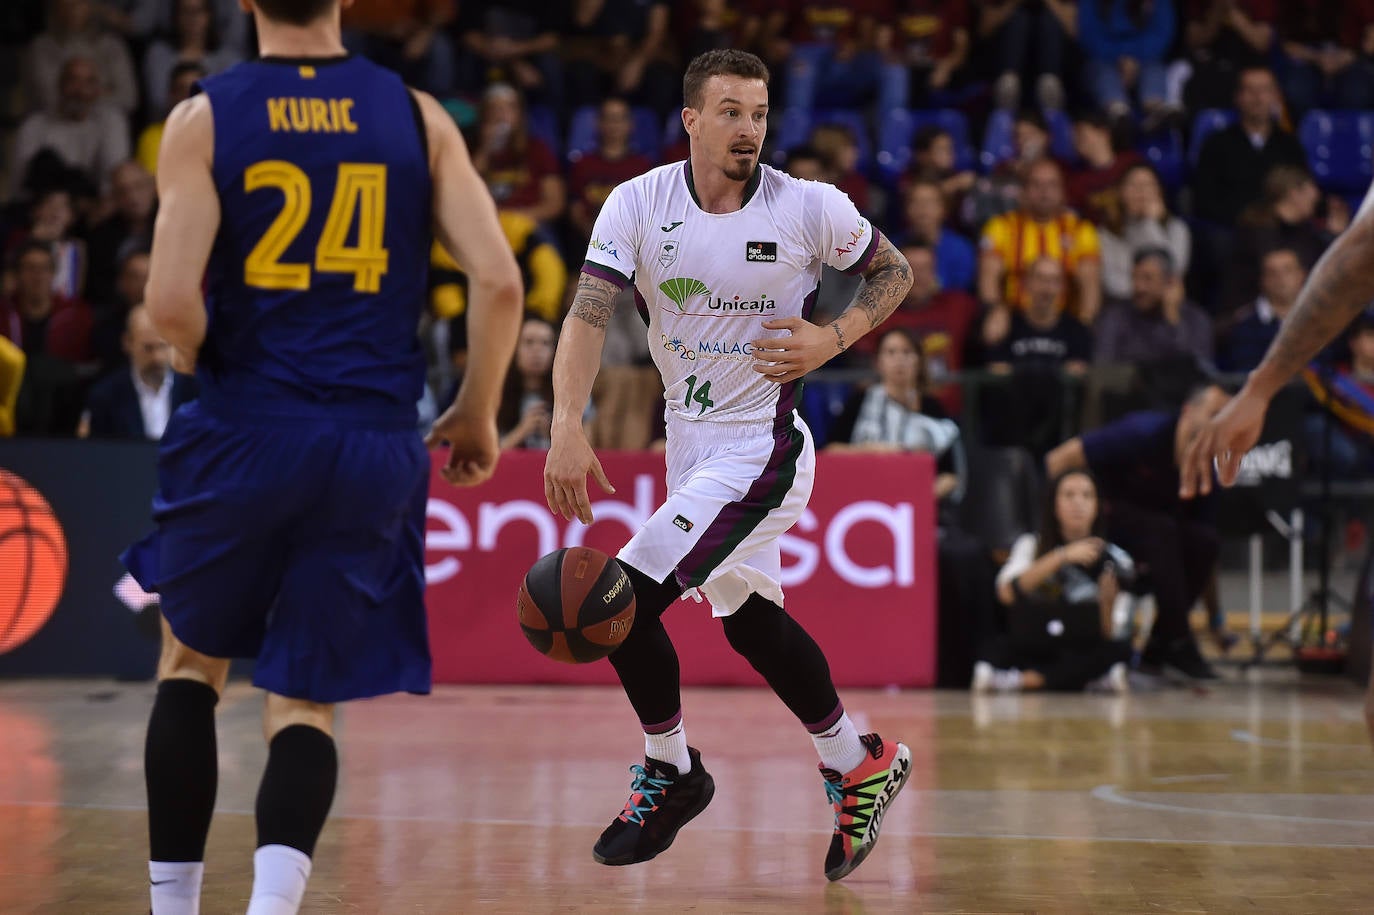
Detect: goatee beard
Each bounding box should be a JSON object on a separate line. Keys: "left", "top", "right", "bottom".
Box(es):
{"left": 724, "top": 159, "right": 753, "bottom": 181}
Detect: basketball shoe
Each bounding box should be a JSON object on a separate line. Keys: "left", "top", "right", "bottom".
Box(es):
{"left": 592, "top": 746, "right": 715, "bottom": 865}
{"left": 820, "top": 732, "right": 912, "bottom": 881}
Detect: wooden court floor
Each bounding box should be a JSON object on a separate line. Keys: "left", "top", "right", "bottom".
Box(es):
{"left": 3, "top": 675, "right": 1374, "bottom": 914}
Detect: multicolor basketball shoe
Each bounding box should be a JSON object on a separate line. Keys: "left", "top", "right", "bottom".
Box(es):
{"left": 592, "top": 747, "right": 715, "bottom": 865}
{"left": 820, "top": 732, "right": 912, "bottom": 881}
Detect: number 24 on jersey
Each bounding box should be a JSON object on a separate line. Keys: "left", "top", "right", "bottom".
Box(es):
{"left": 243, "top": 160, "right": 389, "bottom": 293}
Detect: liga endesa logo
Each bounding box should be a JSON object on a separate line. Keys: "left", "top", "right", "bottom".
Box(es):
{"left": 423, "top": 473, "right": 917, "bottom": 589}
{"left": 0, "top": 469, "right": 68, "bottom": 654}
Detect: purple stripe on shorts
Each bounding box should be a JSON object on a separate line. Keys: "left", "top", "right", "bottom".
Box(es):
{"left": 674, "top": 420, "right": 797, "bottom": 588}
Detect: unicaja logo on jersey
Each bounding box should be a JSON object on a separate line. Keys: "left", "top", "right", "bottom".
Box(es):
{"left": 659, "top": 277, "right": 711, "bottom": 312}
{"left": 710, "top": 294, "right": 776, "bottom": 313}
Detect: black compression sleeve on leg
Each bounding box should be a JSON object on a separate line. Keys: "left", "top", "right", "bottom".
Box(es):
{"left": 722, "top": 594, "right": 840, "bottom": 724}
{"left": 607, "top": 564, "right": 685, "bottom": 727}
{"left": 145, "top": 678, "right": 220, "bottom": 862}
{"left": 255, "top": 724, "right": 338, "bottom": 858}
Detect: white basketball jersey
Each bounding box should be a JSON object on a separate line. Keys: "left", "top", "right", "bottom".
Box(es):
{"left": 582, "top": 162, "right": 878, "bottom": 432}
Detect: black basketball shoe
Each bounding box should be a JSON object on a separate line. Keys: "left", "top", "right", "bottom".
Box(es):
{"left": 592, "top": 746, "right": 715, "bottom": 866}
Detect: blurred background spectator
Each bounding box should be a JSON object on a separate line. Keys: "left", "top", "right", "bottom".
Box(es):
{"left": 136, "top": 61, "right": 204, "bottom": 175}
{"left": 472, "top": 83, "right": 566, "bottom": 226}
{"left": 977, "top": 468, "right": 1134, "bottom": 693}
{"left": 1097, "top": 163, "right": 1190, "bottom": 303}
{"left": 11, "top": 56, "right": 129, "bottom": 199}
{"left": 24, "top": 0, "right": 138, "bottom": 116}
{"left": 900, "top": 178, "right": 975, "bottom": 292}
{"left": 877, "top": 0, "right": 973, "bottom": 111}
{"left": 1066, "top": 111, "right": 1143, "bottom": 226}
{"left": 1218, "top": 247, "right": 1305, "bottom": 373}
{"left": 827, "top": 327, "right": 967, "bottom": 508}
{"left": 854, "top": 241, "right": 979, "bottom": 413}
{"left": 1275, "top": 2, "right": 1374, "bottom": 117}
{"left": 78, "top": 303, "right": 196, "bottom": 440}
{"left": 980, "top": 159, "right": 1102, "bottom": 328}
{"left": 1177, "top": 0, "right": 1275, "bottom": 110}
{"left": 141, "top": 0, "right": 239, "bottom": 115}
{"left": 1094, "top": 248, "right": 1211, "bottom": 366}
{"left": 981, "top": 0, "right": 1077, "bottom": 112}
{"left": 498, "top": 315, "right": 559, "bottom": 451}
{"left": 342, "top": 0, "right": 456, "bottom": 95}
{"left": 1079, "top": 0, "right": 1178, "bottom": 127}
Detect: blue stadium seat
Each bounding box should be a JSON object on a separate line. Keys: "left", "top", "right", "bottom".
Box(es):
{"left": 565, "top": 105, "right": 662, "bottom": 162}
{"left": 775, "top": 108, "right": 872, "bottom": 167}
{"left": 1188, "top": 108, "right": 1236, "bottom": 166}
{"left": 1138, "top": 129, "right": 1185, "bottom": 190}
{"left": 526, "top": 104, "right": 561, "bottom": 157}
{"left": 874, "top": 108, "right": 975, "bottom": 177}
{"left": 1300, "top": 110, "right": 1374, "bottom": 194}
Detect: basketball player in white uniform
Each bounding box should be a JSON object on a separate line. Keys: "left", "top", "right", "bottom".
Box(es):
{"left": 545, "top": 50, "right": 915, "bottom": 880}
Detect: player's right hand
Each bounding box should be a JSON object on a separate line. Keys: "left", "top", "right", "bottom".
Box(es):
{"left": 1178, "top": 386, "right": 1269, "bottom": 499}
{"left": 544, "top": 427, "right": 615, "bottom": 525}
{"left": 425, "top": 406, "right": 500, "bottom": 487}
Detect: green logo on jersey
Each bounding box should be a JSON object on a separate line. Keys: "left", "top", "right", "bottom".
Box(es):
{"left": 659, "top": 277, "right": 711, "bottom": 311}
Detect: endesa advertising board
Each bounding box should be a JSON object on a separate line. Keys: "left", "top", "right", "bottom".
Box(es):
{"left": 423, "top": 450, "right": 937, "bottom": 688}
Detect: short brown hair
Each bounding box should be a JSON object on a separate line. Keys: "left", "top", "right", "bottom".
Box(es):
{"left": 252, "top": 0, "right": 335, "bottom": 27}
{"left": 683, "top": 50, "right": 769, "bottom": 110}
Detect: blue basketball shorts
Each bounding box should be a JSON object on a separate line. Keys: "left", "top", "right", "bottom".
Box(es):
{"left": 122, "top": 401, "right": 432, "bottom": 702}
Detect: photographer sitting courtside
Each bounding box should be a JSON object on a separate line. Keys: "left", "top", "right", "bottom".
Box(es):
{"left": 1046, "top": 386, "right": 1230, "bottom": 680}
{"left": 974, "top": 469, "right": 1135, "bottom": 693}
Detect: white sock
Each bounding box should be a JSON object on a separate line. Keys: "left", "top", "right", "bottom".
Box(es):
{"left": 811, "top": 712, "right": 867, "bottom": 773}
{"left": 150, "top": 861, "right": 203, "bottom": 915}
{"left": 644, "top": 722, "right": 691, "bottom": 775}
{"left": 246, "top": 844, "right": 312, "bottom": 915}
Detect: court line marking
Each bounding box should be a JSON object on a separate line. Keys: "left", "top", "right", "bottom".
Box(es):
{"left": 9, "top": 798, "right": 1374, "bottom": 849}
{"left": 1149, "top": 773, "right": 1231, "bottom": 784}
{"left": 1231, "top": 728, "right": 1368, "bottom": 750}
{"left": 1091, "top": 784, "right": 1374, "bottom": 826}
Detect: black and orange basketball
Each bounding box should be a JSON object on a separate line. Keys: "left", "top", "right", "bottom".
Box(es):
{"left": 0, "top": 469, "right": 68, "bottom": 654}
{"left": 517, "top": 547, "right": 635, "bottom": 663}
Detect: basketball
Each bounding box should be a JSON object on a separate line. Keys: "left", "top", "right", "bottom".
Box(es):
{"left": 0, "top": 469, "right": 68, "bottom": 655}
{"left": 517, "top": 547, "right": 636, "bottom": 663}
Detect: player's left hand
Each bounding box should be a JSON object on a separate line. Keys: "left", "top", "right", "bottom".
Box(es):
{"left": 1178, "top": 385, "right": 1269, "bottom": 499}
{"left": 426, "top": 406, "right": 501, "bottom": 487}
{"left": 751, "top": 317, "right": 838, "bottom": 384}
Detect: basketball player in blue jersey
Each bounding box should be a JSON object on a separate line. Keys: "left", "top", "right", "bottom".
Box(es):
{"left": 120, "top": 0, "right": 522, "bottom": 912}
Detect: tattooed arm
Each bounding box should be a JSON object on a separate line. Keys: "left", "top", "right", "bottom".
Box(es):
{"left": 833, "top": 232, "right": 916, "bottom": 344}
{"left": 1179, "top": 198, "right": 1374, "bottom": 498}
{"left": 752, "top": 231, "right": 913, "bottom": 385}
{"left": 545, "top": 270, "right": 620, "bottom": 524}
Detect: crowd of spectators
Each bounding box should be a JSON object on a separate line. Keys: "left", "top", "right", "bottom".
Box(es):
{"left": 4, "top": 0, "right": 1374, "bottom": 688}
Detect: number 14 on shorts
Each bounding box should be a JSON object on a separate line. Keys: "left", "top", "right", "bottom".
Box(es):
{"left": 683, "top": 374, "right": 714, "bottom": 416}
